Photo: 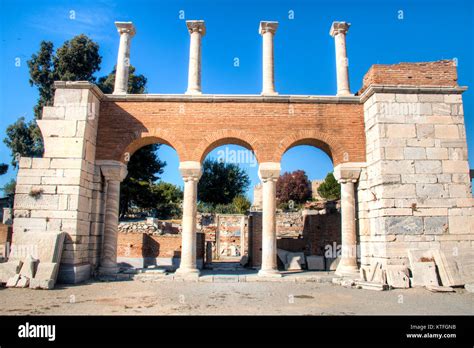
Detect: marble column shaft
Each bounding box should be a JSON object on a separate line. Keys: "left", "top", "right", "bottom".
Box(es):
{"left": 330, "top": 21, "right": 351, "bottom": 96}
{"left": 186, "top": 20, "right": 206, "bottom": 95}
{"left": 259, "top": 21, "right": 278, "bottom": 95}
{"left": 114, "top": 22, "right": 136, "bottom": 95}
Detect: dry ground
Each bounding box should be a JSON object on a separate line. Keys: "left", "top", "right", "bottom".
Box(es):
{"left": 0, "top": 280, "right": 473, "bottom": 315}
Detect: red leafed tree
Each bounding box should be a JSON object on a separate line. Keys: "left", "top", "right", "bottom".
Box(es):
{"left": 276, "top": 170, "right": 312, "bottom": 204}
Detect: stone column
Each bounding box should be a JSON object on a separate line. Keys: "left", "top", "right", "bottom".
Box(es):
{"left": 185, "top": 20, "right": 206, "bottom": 95}
{"left": 97, "top": 160, "right": 128, "bottom": 275}
{"left": 176, "top": 161, "right": 202, "bottom": 275}
{"left": 333, "top": 163, "right": 363, "bottom": 277}
{"left": 329, "top": 21, "right": 351, "bottom": 96}
{"left": 113, "top": 22, "right": 136, "bottom": 95}
{"left": 259, "top": 21, "right": 278, "bottom": 96}
{"left": 258, "top": 162, "right": 281, "bottom": 277}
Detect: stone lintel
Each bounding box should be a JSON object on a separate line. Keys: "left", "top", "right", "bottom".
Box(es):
{"left": 179, "top": 161, "right": 202, "bottom": 180}
{"left": 97, "top": 160, "right": 128, "bottom": 182}
{"left": 186, "top": 20, "right": 206, "bottom": 36}
{"left": 115, "top": 21, "right": 136, "bottom": 37}
{"left": 333, "top": 162, "right": 365, "bottom": 183}
{"left": 258, "top": 162, "right": 281, "bottom": 181}
{"left": 359, "top": 84, "right": 468, "bottom": 103}
{"left": 330, "top": 21, "right": 350, "bottom": 37}
{"left": 53, "top": 81, "right": 105, "bottom": 101}
{"left": 259, "top": 21, "right": 278, "bottom": 35}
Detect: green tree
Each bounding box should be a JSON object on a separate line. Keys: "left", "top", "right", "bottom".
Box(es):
{"left": 97, "top": 65, "right": 147, "bottom": 94}
{"left": 4, "top": 117, "right": 43, "bottom": 166}
{"left": 0, "top": 164, "right": 8, "bottom": 175}
{"left": 153, "top": 182, "right": 183, "bottom": 219}
{"left": 4, "top": 35, "right": 102, "bottom": 164}
{"left": 198, "top": 158, "right": 250, "bottom": 205}
{"left": 232, "top": 195, "right": 251, "bottom": 213}
{"left": 118, "top": 144, "right": 166, "bottom": 217}
{"left": 317, "top": 173, "right": 341, "bottom": 201}
{"left": 1, "top": 179, "right": 16, "bottom": 206}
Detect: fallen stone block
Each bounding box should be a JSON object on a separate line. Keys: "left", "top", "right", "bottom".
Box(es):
{"left": 430, "top": 249, "right": 463, "bottom": 287}
{"left": 386, "top": 265, "right": 410, "bottom": 289}
{"left": 6, "top": 274, "right": 20, "bottom": 287}
{"left": 15, "top": 275, "right": 30, "bottom": 288}
{"left": 31, "top": 262, "right": 59, "bottom": 290}
{"left": 341, "top": 279, "right": 355, "bottom": 288}
{"left": 239, "top": 255, "right": 249, "bottom": 267}
{"left": 412, "top": 261, "right": 439, "bottom": 287}
{"left": 0, "top": 260, "right": 23, "bottom": 283}
{"left": 426, "top": 285, "right": 455, "bottom": 293}
{"left": 285, "top": 253, "right": 304, "bottom": 271}
{"left": 276, "top": 249, "right": 289, "bottom": 265}
{"left": 464, "top": 283, "right": 474, "bottom": 293}
{"left": 9, "top": 231, "right": 66, "bottom": 263}
{"left": 19, "top": 255, "right": 38, "bottom": 279}
{"left": 306, "top": 256, "right": 325, "bottom": 271}
{"left": 325, "top": 257, "right": 340, "bottom": 271}
{"left": 355, "top": 280, "right": 389, "bottom": 291}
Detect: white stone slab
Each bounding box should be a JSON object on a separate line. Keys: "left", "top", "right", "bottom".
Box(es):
{"left": 0, "top": 260, "right": 23, "bottom": 283}
{"left": 412, "top": 261, "right": 439, "bottom": 287}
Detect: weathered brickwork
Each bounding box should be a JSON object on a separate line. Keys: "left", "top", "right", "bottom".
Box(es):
{"left": 96, "top": 99, "right": 365, "bottom": 165}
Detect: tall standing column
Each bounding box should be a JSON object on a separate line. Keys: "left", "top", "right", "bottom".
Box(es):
{"left": 259, "top": 21, "right": 279, "bottom": 96}
{"left": 258, "top": 162, "right": 281, "bottom": 277}
{"left": 185, "top": 20, "right": 206, "bottom": 95}
{"left": 97, "top": 161, "right": 128, "bottom": 275}
{"left": 176, "top": 161, "right": 202, "bottom": 275}
{"left": 333, "top": 163, "right": 363, "bottom": 277}
{"left": 329, "top": 21, "right": 351, "bottom": 96}
{"left": 114, "top": 22, "right": 136, "bottom": 95}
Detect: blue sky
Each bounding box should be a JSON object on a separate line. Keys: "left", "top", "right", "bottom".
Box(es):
{"left": 0, "top": 0, "right": 473, "bottom": 201}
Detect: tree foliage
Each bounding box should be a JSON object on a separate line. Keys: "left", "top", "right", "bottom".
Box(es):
{"left": 276, "top": 170, "right": 312, "bottom": 204}
{"left": 119, "top": 144, "right": 166, "bottom": 217}
{"left": 317, "top": 173, "right": 341, "bottom": 201}
{"left": 197, "top": 158, "right": 250, "bottom": 205}
{"left": 4, "top": 117, "right": 43, "bottom": 166}
{"left": 97, "top": 65, "right": 147, "bottom": 94}
{"left": 5, "top": 35, "right": 102, "bottom": 165}
{"left": 0, "top": 164, "right": 8, "bottom": 176}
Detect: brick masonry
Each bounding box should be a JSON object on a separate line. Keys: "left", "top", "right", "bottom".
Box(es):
{"left": 11, "top": 60, "right": 474, "bottom": 282}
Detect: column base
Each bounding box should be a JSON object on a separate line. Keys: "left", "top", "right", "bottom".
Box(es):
{"left": 335, "top": 263, "right": 359, "bottom": 278}
{"left": 98, "top": 265, "right": 119, "bottom": 275}
{"left": 258, "top": 269, "right": 282, "bottom": 278}
{"left": 112, "top": 90, "right": 127, "bottom": 95}
{"left": 175, "top": 267, "right": 200, "bottom": 276}
{"left": 336, "top": 90, "right": 354, "bottom": 97}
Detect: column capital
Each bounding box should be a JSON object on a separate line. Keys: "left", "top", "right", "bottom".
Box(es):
{"left": 97, "top": 160, "right": 128, "bottom": 182}
{"left": 186, "top": 20, "right": 206, "bottom": 36}
{"left": 115, "top": 21, "right": 136, "bottom": 37}
{"left": 333, "top": 162, "right": 365, "bottom": 183}
{"left": 179, "top": 161, "right": 202, "bottom": 181}
{"left": 259, "top": 21, "right": 278, "bottom": 35}
{"left": 330, "top": 21, "right": 350, "bottom": 37}
{"left": 258, "top": 162, "right": 281, "bottom": 182}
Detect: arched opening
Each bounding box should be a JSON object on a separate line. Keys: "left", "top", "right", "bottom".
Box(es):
{"left": 198, "top": 142, "right": 258, "bottom": 271}
{"left": 262, "top": 143, "right": 341, "bottom": 272}
{"left": 116, "top": 141, "right": 186, "bottom": 271}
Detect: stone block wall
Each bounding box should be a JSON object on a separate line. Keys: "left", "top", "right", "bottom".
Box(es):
{"left": 12, "top": 82, "right": 105, "bottom": 283}
{"left": 359, "top": 78, "right": 473, "bottom": 267}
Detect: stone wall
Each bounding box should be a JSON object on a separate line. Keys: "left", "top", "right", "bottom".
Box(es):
{"left": 359, "top": 67, "right": 473, "bottom": 268}
{"left": 13, "top": 83, "right": 105, "bottom": 283}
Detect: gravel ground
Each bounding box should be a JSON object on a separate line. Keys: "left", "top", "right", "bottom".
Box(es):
{"left": 0, "top": 280, "right": 473, "bottom": 315}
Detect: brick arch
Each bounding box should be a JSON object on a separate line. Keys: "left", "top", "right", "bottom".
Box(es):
{"left": 119, "top": 128, "right": 188, "bottom": 163}
{"left": 275, "top": 130, "right": 347, "bottom": 165}
{"left": 193, "top": 129, "right": 262, "bottom": 163}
